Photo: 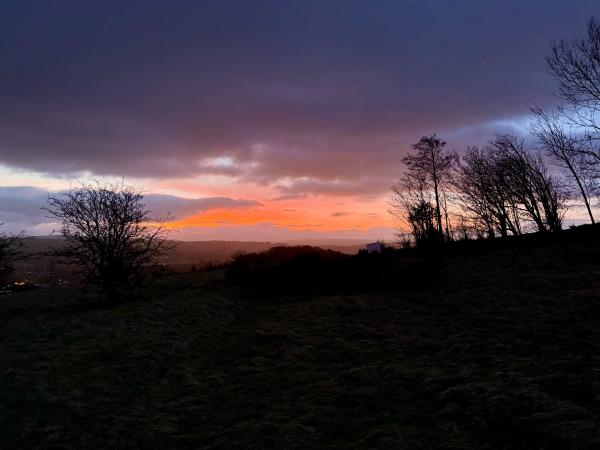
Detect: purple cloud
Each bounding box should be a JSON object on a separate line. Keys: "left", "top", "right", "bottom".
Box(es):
{"left": 0, "top": 0, "right": 597, "bottom": 195}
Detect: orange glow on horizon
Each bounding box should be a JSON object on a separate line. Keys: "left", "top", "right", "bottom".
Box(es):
{"left": 166, "top": 196, "right": 391, "bottom": 232}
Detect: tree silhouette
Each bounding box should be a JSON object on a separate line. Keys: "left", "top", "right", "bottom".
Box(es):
{"left": 531, "top": 107, "right": 598, "bottom": 224}
{"left": 401, "top": 135, "right": 457, "bottom": 240}
{"left": 0, "top": 225, "right": 22, "bottom": 286}
{"left": 490, "top": 135, "right": 566, "bottom": 233}
{"left": 455, "top": 146, "right": 522, "bottom": 238}
{"left": 547, "top": 17, "right": 600, "bottom": 141}
{"left": 45, "top": 182, "right": 172, "bottom": 302}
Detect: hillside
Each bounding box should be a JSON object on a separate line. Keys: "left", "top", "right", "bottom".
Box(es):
{"left": 2, "top": 229, "right": 600, "bottom": 448}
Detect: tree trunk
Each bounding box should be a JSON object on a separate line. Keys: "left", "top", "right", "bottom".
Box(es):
{"left": 564, "top": 154, "right": 595, "bottom": 224}
{"left": 431, "top": 151, "right": 444, "bottom": 239}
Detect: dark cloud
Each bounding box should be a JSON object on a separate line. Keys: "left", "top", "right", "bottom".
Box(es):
{"left": 0, "top": 0, "right": 597, "bottom": 188}
{"left": 275, "top": 176, "right": 394, "bottom": 197}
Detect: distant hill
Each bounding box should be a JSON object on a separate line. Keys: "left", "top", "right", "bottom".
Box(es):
{"left": 281, "top": 238, "right": 372, "bottom": 247}
{"left": 158, "top": 240, "right": 366, "bottom": 271}
{"left": 14, "top": 237, "right": 367, "bottom": 282}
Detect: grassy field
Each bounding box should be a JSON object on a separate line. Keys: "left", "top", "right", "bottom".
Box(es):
{"left": 2, "top": 232, "right": 600, "bottom": 449}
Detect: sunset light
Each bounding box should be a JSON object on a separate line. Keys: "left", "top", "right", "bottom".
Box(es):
{"left": 3, "top": 3, "right": 600, "bottom": 448}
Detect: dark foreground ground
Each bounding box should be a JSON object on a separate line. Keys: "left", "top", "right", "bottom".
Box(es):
{"left": 2, "top": 231, "right": 600, "bottom": 449}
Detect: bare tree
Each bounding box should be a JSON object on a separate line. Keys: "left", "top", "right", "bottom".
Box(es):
{"left": 454, "top": 146, "right": 522, "bottom": 238}
{"left": 454, "top": 137, "right": 566, "bottom": 236}
{"left": 547, "top": 16, "right": 600, "bottom": 157}
{"left": 401, "top": 135, "right": 457, "bottom": 240}
{"left": 491, "top": 135, "right": 566, "bottom": 233}
{"left": 531, "top": 107, "right": 598, "bottom": 223}
{"left": 0, "top": 225, "right": 23, "bottom": 286}
{"left": 391, "top": 172, "right": 439, "bottom": 246}
{"left": 44, "top": 182, "right": 172, "bottom": 302}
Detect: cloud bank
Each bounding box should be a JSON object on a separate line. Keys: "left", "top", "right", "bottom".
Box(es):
{"left": 0, "top": 0, "right": 597, "bottom": 194}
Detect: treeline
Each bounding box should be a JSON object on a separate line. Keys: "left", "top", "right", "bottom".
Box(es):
{"left": 226, "top": 244, "right": 431, "bottom": 296}
{"left": 392, "top": 17, "right": 600, "bottom": 246}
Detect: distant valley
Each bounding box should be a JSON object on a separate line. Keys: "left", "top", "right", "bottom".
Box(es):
{"left": 15, "top": 237, "right": 369, "bottom": 285}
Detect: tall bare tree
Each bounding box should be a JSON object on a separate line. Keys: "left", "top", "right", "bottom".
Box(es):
{"left": 491, "top": 135, "right": 566, "bottom": 233}
{"left": 531, "top": 107, "right": 598, "bottom": 224}
{"left": 45, "top": 182, "right": 172, "bottom": 302}
{"left": 547, "top": 16, "right": 600, "bottom": 158}
{"left": 402, "top": 135, "right": 457, "bottom": 240}
{"left": 454, "top": 146, "right": 522, "bottom": 238}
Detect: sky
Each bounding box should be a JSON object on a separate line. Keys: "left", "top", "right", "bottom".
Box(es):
{"left": 0, "top": 0, "right": 598, "bottom": 240}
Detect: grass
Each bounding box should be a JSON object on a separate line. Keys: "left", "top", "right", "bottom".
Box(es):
{"left": 2, "top": 232, "right": 600, "bottom": 448}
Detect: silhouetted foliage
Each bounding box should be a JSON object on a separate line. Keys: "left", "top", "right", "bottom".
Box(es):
{"left": 0, "top": 225, "right": 23, "bottom": 286}
{"left": 406, "top": 200, "right": 439, "bottom": 245}
{"left": 391, "top": 135, "right": 457, "bottom": 246}
{"left": 44, "top": 182, "right": 172, "bottom": 302}
{"left": 227, "top": 246, "right": 348, "bottom": 294}
{"left": 226, "top": 245, "right": 433, "bottom": 296}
